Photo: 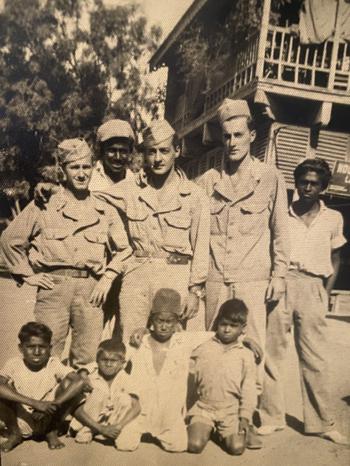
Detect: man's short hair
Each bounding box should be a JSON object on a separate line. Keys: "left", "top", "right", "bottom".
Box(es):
{"left": 96, "top": 339, "right": 126, "bottom": 359}
{"left": 18, "top": 322, "right": 52, "bottom": 345}
{"left": 294, "top": 158, "right": 332, "bottom": 190}
{"left": 212, "top": 299, "right": 248, "bottom": 330}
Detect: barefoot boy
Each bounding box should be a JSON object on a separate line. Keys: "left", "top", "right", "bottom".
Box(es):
{"left": 71, "top": 339, "right": 141, "bottom": 450}
{"left": 187, "top": 299, "right": 257, "bottom": 455}
{"left": 127, "top": 288, "right": 212, "bottom": 452}
{"left": 0, "top": 322, "right": 89, "bottom": 452}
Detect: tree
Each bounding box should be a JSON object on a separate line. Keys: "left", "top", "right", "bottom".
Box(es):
{"left": 0, "top": 0, "right": 162, "bottom": 218}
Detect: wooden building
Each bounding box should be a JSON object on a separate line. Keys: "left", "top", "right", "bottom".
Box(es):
{"left": 151, "top": 0, "right": 350, "bottom": 308}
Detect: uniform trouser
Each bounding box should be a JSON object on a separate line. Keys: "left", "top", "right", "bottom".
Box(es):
{"left": 260, "top": 271, "right": 334, "bottom": 433}
{"left": 34, "top": 275, "right": 103, "bottom": 367}
{"left": 206, "top": 280, "right": 270, "bottom": 390}
{"left": 119, "top": 259, "right": 201, "bottom": 344}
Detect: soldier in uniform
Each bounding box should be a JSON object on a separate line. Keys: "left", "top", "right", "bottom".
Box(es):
{"left": 99, "top": 119, "right": 210, "bottom": 343}
{"left": 199, "top": 98, "right": 290, "bottom": 388}
{"left": 1, "top": 139, "right": 132, "bottom": 367}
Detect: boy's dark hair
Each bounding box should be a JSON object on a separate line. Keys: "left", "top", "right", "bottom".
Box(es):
{"left": 294, "top": 158, "right": 332, "bottom": 190}
{"left": 18, "top": 322, "right": 52, "bottom": 345}
{"left": 96, "top": 339, "right": 126, "bottom": 360}
{"left": 212, "top": 299, "right": 248, "bottom": 330}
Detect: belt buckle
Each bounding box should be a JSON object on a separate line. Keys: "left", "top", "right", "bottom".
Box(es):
{"left": 167, "top": 254, "right": 188, "bottom": 265}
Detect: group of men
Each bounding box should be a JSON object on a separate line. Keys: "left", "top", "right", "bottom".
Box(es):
{"left": 1, "top": 97, "right": 348, "bottom": 446}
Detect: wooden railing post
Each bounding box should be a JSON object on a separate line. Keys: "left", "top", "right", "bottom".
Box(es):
{"left": 256, "top": 0, "right": 271, "bottom": 79}
{"left": 328, "top": 0, "right": 344, "bottom": 89}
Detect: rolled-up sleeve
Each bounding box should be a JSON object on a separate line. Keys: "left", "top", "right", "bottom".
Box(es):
{"left": 189, "top": 188, "right": 210, "bottom": 288}
{"left": 270, "top": 172, "right": 290, "bottom": 278}
{"left": 1, "top": 202, "right": 40, "bottom": 278}
{"left": 331, "top": 212, "right": 346, "bottom": 250}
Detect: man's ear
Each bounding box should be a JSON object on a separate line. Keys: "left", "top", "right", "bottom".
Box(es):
{"left": 241, "top": 324, "right": 247, "bottom": 335}
{"left": 18, "top": 343, "right": 23, "bottom": 354}
{"left": 249, "top": 129, "right": 256, "bottom": 144}
{"left": 174, "top": 145, "right": 181, "bottom": 159}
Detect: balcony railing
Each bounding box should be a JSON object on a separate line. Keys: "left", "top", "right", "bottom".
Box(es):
{"left": 263, "top": 25, "right": 350, "bottom": 92}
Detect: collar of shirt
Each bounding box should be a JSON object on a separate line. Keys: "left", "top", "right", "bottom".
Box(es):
{"left": 211, "top": 336, "right": 244, "bottom": 351}
{"left": 95, "top": 160, "right": 134, "bottom": 184}
{"left": 135, "top": 167, "right": 192, "bottom": 214}
{"left": 289, "top": 199, "right": 327, "bottom": 225}
{"left": 213, "top": 157, "right": 264, "bottom": 203}
{"left": 142, "top": 333, "right": 184, "bottom": 350}
{"left": 52, "top": 190, "right": 106, "bottom": 226}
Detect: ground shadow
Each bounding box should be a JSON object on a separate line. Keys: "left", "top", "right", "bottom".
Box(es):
{"left": 286, "top": 414, "right": 304, "bottom": 434}
{"left": 342, "top": 396, "right": 350, "bottom": 406}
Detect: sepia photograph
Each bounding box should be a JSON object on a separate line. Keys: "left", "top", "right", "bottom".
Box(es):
{"left": 0, "top": 1, "right": 349, "bottom": 465}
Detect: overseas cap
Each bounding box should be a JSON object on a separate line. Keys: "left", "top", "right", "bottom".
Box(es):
{"left": 142, "top": 120, "right": 175, "bottom": 148}
{"left": 217, "top": 98, "right": 251, "bottom": 125}
{"left": 150, "top": 288, "right": 182, "bottom": 316}
{"left": 57, "top": 138, "right": 92, "bottom": 165}
{"left": 97, "top": 119, "right": 135, "bottom": 143}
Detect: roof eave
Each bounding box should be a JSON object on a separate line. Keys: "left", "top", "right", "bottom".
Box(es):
{"left": 150, "top": 0, "right": 209, "bottom": 70}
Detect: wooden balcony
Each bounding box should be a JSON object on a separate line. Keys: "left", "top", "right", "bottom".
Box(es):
{"left": 174, "top": 24, "right": 350, "bottom": 137}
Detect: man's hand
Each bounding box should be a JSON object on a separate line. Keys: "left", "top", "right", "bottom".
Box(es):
{"left": 181, "top": 292, "right": 200, "bottom": 320}
{"left": 130, "top": 327, "right": 149, "bottom": 348}
{"left": 266, "top": 277, "right": 285, "bottom": 302}
{"left": 32, "top": 400, "right": 57, "bottom": 415}
{"left": 23, "top": 273, "right": 55, "bottom": 290}
{"left": 239, "top": 417, "right": 250, "bottom": 433}
{"left": 34, "top": 182, "right": 59, "bottom": 208}
{"left": 89, "top": 275, "right": 115, "bottom": 307}
{"left": 100, "top": 424, "right": 122, "bottom": 439}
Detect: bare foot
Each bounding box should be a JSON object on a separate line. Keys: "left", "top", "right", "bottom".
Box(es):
{"left": 46, "top": 431, "right": 65, "bottom": 450}
{"left": 0, "top": 433, "right": 22, "bottom": 452}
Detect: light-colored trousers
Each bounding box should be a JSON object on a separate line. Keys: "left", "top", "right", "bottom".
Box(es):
{"left": 260, "top": 271, "right": 334, "bottom": 433}
{"left": 35, "top": 275, "right": 103, "bottom": 367}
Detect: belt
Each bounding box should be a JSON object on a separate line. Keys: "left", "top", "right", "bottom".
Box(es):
{"left": 43, "top": 267, "right": 91, "bottom": 278}
{"left": 133, "top": 251, "right": 191, "bottom": 265}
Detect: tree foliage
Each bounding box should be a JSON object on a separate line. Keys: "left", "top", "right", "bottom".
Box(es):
{"left": 0, "top": 0, "right": 162, "bottom": 217}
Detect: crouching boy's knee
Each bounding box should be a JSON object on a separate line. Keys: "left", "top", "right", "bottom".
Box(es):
{"left": 224, "top": 433, "right": 246, "bottom": 456}
{"left": 188, "top": 438, "right": 207, "bottom": 454}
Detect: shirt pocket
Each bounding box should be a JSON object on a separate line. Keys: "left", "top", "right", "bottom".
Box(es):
{"left": 42, "top": 228, "right": 70, "bottom": 262}
{"left": 163, "top": 213, "right": 191, "bottom": 249}
{"left": 239, "top": 200, "right": 270, "bottom": 235}
{"left": 210, "top": 198, "right": 227, "bottom": 235}
{"left": 126, "top": 207, "right": 148, "bottom": 242}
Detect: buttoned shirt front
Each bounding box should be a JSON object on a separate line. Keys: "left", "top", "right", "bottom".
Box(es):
{"left": 289, "top": 201, "right": 346, "bottom": 278}
{"left": 82, "top": 364, "right": 138, "bottom": 417}
{"left": 199, "top": 157, "right": 289, "bottom": 283}
{"left": 99, "top": 168, "right": 210, "bottom": 287}
{"left": 190, "top": 337, "right": 257, "bottom": 420}
{"left": 1, "top": 191, "right": 132, "bottom": 278}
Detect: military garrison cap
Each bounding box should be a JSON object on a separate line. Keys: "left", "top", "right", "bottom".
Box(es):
{"left": 57, "top": 138, "right": 92, "bottom": 165}
{"left": 142, "top": 120, "right": 175, "bottom": 148}
{"left": 217, "top": 98, "right": 251, "bottom": 125}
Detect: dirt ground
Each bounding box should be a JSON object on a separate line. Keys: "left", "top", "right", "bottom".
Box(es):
{"left": 0, "top": 276, "right": 349, "bottom": 466}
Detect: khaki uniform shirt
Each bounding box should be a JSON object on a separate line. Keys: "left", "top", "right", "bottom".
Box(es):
{"left": 1, "top": 190, "right": 132, "bottom": 278}
{"left": 99, "top": 168, "right": 210, "bottom": 288}
{"left": 199, "top": 157, "right": 289, "bottom": 283}
{"left": 190, "top": 337, "right": 257, "bottom": 421}
{"left": 89, "top": 161, "right": 134, "bottom": 191}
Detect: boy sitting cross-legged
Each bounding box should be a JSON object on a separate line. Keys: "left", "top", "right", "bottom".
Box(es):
{"left": 70, "top": 339, "right": 141, "bottom": 450}
{"left": 187, "top": 299, "right": 258, "bottom": 456}
{"left": 0, "top": 322, "right": 90, "bottom": 452}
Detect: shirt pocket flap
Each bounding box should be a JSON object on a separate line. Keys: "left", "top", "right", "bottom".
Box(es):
{"left": 84, "top": 231, "right": 108, "bottom": 244}
{"left": 126, "top": 208, "right": 148, "bottom": 221}
{"left": 164, "top": 214, "right": 191, "bottom": 229}
{"left": 240, "top": 200, "right": 269, "bottom": 214}
{"left": 44, "top": 229, "right": 69, "bottom": 240}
